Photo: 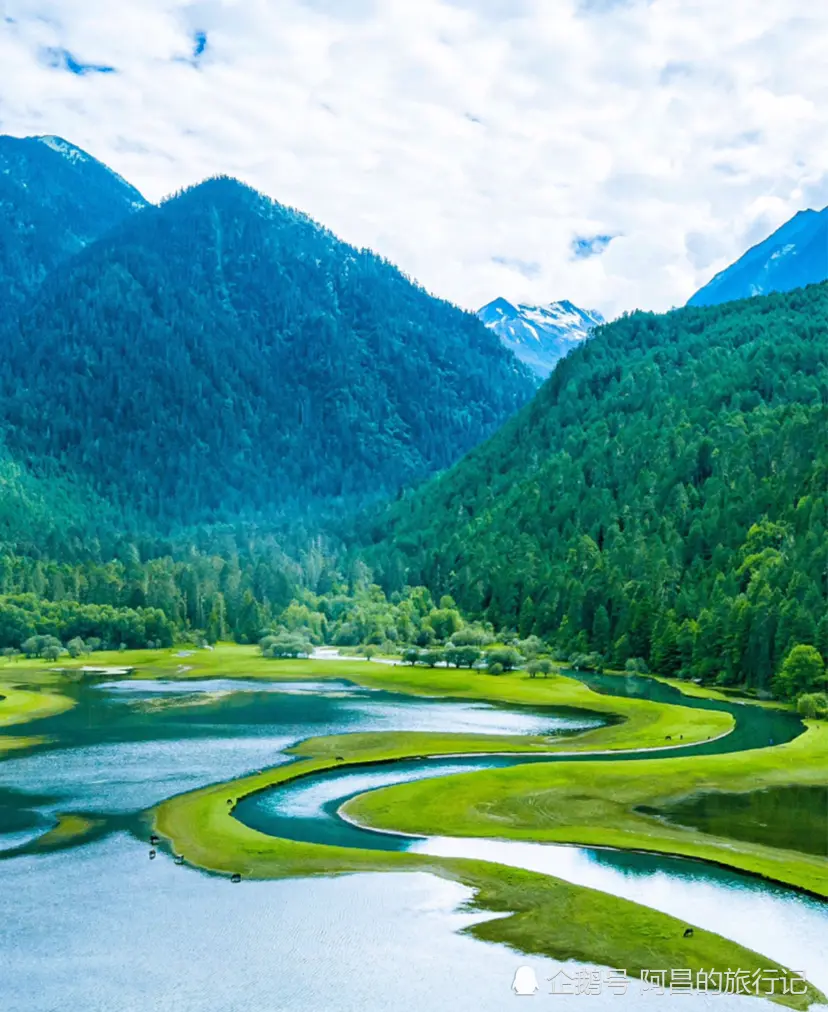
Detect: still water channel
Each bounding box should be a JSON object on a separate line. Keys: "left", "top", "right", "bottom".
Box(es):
{"left": 0, "top": 670, "right": 825, "bottom": 1011}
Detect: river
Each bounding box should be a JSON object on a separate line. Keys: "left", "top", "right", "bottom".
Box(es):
{"left": 0, "top": 670, "right": 825, "bottom": 1011}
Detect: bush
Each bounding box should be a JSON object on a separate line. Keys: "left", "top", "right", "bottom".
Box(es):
{"left": 450, "top": 625, "right": 494, "bottom": 648}
{"left": 517, "top": 636, "right": 545, "bottom": 659}
{"left": 796, "top": 692, "right": 828, "bottom": 719}
{"left": 488, "top": 662, "right": 504, "bottom": 676}
{"left": 625, "top": 657, "right": 649, "bottom": 675}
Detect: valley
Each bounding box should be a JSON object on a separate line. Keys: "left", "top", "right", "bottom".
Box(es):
{"left": 0, "top": 124, "right": 826, "bottom": 1012}
{"left": 1, "top": 647, "right": 826, "bottom": 1010}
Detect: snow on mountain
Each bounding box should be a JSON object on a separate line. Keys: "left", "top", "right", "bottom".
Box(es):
{"left": 37, "top": 136, "right": 90, "bottom": 164}
{"left": 688, "top": 207, "right": 828, "bottom": 308}
{"left": 478, "top": 297, "right": 605, "bottom": 378}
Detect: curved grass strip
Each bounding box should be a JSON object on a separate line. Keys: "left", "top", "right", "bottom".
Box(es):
{"left": 0, "top": 681, "right": 75, "bottom": 755}
{"left": 0, "top": 683, "right": 75, "bottom": 728}
{"left": 347, "top": 722, "right": 828, "bottom": 899}
{"left": 152, "top": 753, "right": 825, "bottom": 1010}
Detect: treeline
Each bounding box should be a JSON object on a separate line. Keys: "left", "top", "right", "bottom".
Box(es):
{"left": 359, "top": 282, "right": 828, "bottom": 698}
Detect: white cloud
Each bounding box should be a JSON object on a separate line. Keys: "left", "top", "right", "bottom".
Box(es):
{"left": 2, "top": 0, "right": 828, "bottom": 317}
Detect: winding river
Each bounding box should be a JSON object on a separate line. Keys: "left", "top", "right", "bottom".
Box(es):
{"left": 1, "top": 669, "right": 826, "bottom": 1011}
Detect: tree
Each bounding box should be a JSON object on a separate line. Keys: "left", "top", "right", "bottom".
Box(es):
{"left": 444, "top": 645, "right": 481, "bottom": 669}
{"left": 259, "top": 632, "right": 312, "bottom": 659}
{"left": 486, "top": 648, "right": 522, "bottom": 672}
{"left": 772, "top": 645, "right": 827, "bottom": 700}
{"left": 205, "top": 593, "right": 227, "bottom": 645}
{"left": 528, "top": 658, "right": 554, "bottom": 678}
{"left": 426, "top": 607, "right": 462, "bottom": 642}
{"left": 591, "top": 605, "right": 610, "bottom": 655}
{"left": 421, "top": 648, "right": 445, "bottom": 668}
{"left": 66, "top": 637, "right": 85, "bottom": 658}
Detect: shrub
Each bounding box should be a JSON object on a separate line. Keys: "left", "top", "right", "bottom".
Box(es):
{"left": 570, "top": 651, "right": 605, "bottom": 673}
{"left": 796, "top": 692, "right": 828, "bottom": 719}
{"left": 488, "top": 662, "right": 504, "bottom": 676}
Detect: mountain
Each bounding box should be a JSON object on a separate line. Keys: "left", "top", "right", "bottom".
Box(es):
{"left": 688, "top": 206, "right": 828, "bottom": 307}
{"left": 0, "top": 176, "right": 534, "bottom": 531}
{"left": 361, "top": 283, "right": 828, "bottom": 694}
{"left": 477, "top": 297, "right": 605, "bottom": 378}
{"left": 0, "top": 133, "right": 147, "bottom": 310}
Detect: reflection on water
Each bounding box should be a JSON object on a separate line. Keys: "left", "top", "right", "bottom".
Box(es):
{"left": 641, "top": 785, "right": 828, "bottom": 858}
{"left": 411, "top": 836, "right": 828, "bottom": 996}
{"left": 0, "top": 834, "right": 779, "bottom": 1012}
{"left": 0, "top": 672, "right": 824, "bottom": 1012}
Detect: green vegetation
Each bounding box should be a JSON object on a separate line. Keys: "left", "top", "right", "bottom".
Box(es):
{"left": 0, "top": 133, "right": 146, "bottom": 311}
{"left": 153, "top": 749, "right": 822, "bottom": 1010}
{"left": 0, "top": 177, "right": 532, "bottom": 533}
{"left": 773, "top": 645, "right": 827, "bottom": 700}
{"left": 347, "top": 721, "right": 828, "bottom": 898}
{"left": 0, "top": 679, "right": 75, "bottom": 755}
{"left": 360, "top": 282, "right": 828, "bottom": 705}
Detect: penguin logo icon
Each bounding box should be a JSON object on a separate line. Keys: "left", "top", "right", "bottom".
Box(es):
{"left": 512, "top": 965, "right": 540, "bottom": 996}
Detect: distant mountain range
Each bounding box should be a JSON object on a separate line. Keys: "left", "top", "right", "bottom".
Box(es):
{"left": 0, "top": 136, "right": 535, "bottom": 536}
{"left": 688, "top": 206, "right": 828, "bottom": 307}
{"left": 478, "top": 298, "right": 605, "bottom": 378}
{"left": 0, "top": 134, "right": 147, "bottom": 309}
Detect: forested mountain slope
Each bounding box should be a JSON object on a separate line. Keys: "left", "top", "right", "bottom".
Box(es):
{"left": 0, "top": 176, "right": 533, "bottom": 530}
{"left": 0, "top": 134, "right": 146, "bottom": 310}
{"left": 361, "top": 282, "right": 828, "bottom": 691}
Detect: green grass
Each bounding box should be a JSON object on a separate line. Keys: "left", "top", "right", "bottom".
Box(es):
{"left": 73, "top": 644, "right": 734, "bottom": 752}
{"left": 0, "top": 679, "right": 76, "bottom": 755}
{"left": 153, "top": 752, "right": 823, "bottom": 1010}
{"left": 347, "top": 721, "right": 828, "bottom": 898}
{"left": 7, "top": 643, "right": 824, "bottom": 1005}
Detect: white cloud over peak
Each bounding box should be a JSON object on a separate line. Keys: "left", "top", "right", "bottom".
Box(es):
{"left": 2, "top": 0, "right": 827, "bottom": 318}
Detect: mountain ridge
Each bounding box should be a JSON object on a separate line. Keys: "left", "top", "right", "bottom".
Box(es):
{"left": 688, "top": 205, "right": 828, "bottom": 307}
{"left": 0, "top": 133, "right": 148, "bottom": 309}
{"left": 0, "top": 172, "right": 535, "bottom": 531}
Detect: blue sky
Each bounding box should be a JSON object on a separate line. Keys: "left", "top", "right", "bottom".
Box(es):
{"left": 2, "top": 0, "right": 827, "bottom": 318}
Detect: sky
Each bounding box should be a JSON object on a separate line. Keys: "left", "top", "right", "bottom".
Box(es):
{"left": 2, "top": 0, "right": 828, "bottom": 319}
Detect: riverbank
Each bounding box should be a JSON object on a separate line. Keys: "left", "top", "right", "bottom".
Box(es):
{"left": 152, "top": 753, "right": 823, "bottom": 1011}
{"left": 4, "top": 645, "right": 824, "bottom": 1007}
{"left": 24, "top": 644, "right": 735, "bottom": 752}
{"left": 0, "top": 680, "right": 76, "bottom": 755}
{"left": 347, "top": 720, "right": 828, "bottom": 899}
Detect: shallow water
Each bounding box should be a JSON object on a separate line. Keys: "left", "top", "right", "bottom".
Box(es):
{"left": 0, "top": 834, "right": 774, "bottom": 1012}
{"left": 0, "top": 671, "right": 824, "bottom": 1011}
{"left": 644, "top": 785, "right": 828, "bottom": 858}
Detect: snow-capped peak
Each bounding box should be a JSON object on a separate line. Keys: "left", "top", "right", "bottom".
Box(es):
{"left": 478, "top": 297, "right": 605, "bottom": 379}
{"left": 37, "top": 136, "right": 90, "bottom": 165}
